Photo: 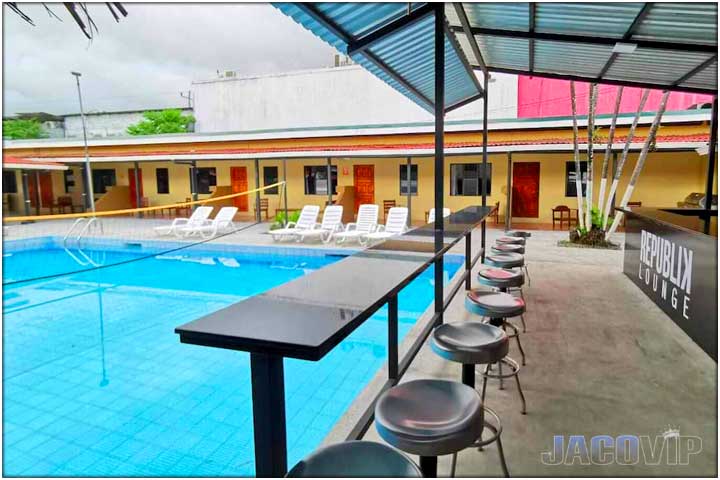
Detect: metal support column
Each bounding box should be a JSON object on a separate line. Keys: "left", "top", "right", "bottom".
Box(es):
{"left": 249, "top": 353, "right": 287, "bottom": 477}
{"left": 481, "top": 73, "right": 489, "bottom": 261}
{"left": 505, "top": 152, "right": 512, "bottom": 230}
{"left": 282, "top": 159, "right": 289, "bottom": 225}
{"left": 326, "top": 157, "right": 333, "bottom": 205}
{"left": 388, "top": 295, "right": 399, "bottom": 382}
{"left": 133, "top": 161, "right": 142, "bottom": 218}
{"left": 433, "top": 5, "right": 445, "bottom": 325}
{"left": 254, "top": 158, "right": 262, "bottom": 222}
{"left": 190, "top": 161, "right": 198, "bottom": 210}
{"left": 21, "top": 170, "right": 31, "bottom": 218}
{"left": 34, "top": 171, "right": 41, "bottom": 216}
{"left": 703, "top": 96, "right": 717, "bottom": 234}
{"left": 406, "top": 157, "right": 412, "bottom": 227}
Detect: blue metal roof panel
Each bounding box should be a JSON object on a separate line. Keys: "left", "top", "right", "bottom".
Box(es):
{"left": 632, "top": 3, "right": 717, "bottom": 45}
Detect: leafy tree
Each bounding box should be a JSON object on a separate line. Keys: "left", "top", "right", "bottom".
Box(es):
{"left": 127, "top": 109, "right": 195, "bottom": 136}
{"left": 3, "top": 119, "right": 46, "bottom": 139}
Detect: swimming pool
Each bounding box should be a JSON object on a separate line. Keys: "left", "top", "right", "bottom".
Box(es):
{"left": 3, "top": 238, "right": 462, "bottom": 476}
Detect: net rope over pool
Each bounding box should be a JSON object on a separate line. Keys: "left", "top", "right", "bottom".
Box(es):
{"left": 2, "top": 239, "right": 462, "bottom": 476}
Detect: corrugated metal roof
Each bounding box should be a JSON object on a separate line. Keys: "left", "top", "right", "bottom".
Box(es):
{"left": 273, "top": 3, "right": 482, "bottom": 113}
{"left": 448, "top": 2, "right": 717, "bottom": 93}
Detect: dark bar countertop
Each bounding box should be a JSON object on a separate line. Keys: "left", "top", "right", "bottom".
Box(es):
{"left": 620, "top": 207, "right": 717, "bottom": 237}
{"left": 175, "top": 205, "right": 493, "bottom": 361}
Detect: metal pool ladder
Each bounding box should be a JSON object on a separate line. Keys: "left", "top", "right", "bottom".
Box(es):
{"left": 63, "top": 217, "right": 106, "bottom": 267}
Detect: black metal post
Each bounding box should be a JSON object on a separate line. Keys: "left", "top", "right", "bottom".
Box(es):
{"left": 254, "top": 158, "right": 262, "bottom": 222}
{"left": 406, "top": 156, "right": 412, "bottom": 227}
{"left": 505, "top": 152, "right": 512, "bottom": 230}
{"left": 433, "top": 4, "right": 445, "bottom": 325}
{"left": 465, "top": 232, "right": 472, "bottom": 290}
{"left": 21, "top": 171, "right": 31, "bottom": 217}
{"left": 703, "top": 96, "right": 717, "bottom": 233}
{"left": 81, "top": 166, "right": 89, "bottom": 213}
{"left": 419, "top": 456, "right": 438, "bottom": 477}
{"left": 34, "top": 171, "right": 41, "bottom": 216}
{"left": 249, "top": 353, "right": 287, "bottom": 477}
{"left": 133, "top": 161, "right": 142, "bottom": 218}
{"left": 388, "top": 295, "right": 398, "bottom": 382}
{"left": 462, "top": 363, "right": 475, "bottom": 388}
{"left": 190, "top": 161, "right": 198, "bottom": 211}
{"left": 326, "top": 157, "right": 333, "bottom": 205}
{"left": 481, "top": 73, "right": 489, "bottom": 261}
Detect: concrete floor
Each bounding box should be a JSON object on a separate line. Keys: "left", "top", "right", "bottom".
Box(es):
{"left": 326, "top": 228, "right": 717, "bottom": 477}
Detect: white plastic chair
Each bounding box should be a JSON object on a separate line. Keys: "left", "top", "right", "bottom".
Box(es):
{"left": 153, "top": 206, "right": 213, "bottom": 236}
{"left": 427, "top": 208, "right": 451, "bottom": 224}
{"left": 296, "top": 205, "right": 344, "bottom": 243}
{"left": 361, "top": 207, "right": 408, "bottom": 245}
{"left": 270, "top": 205, "right": 320, "bottom": 241}
{"left": 176, "top": 206, "right": 238, "bottom": 239}
{"left": 334, "top": 204, "right": 379, "bottom": 245}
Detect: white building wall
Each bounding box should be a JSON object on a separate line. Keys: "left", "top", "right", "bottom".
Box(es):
{"left": 192, "top": 66, "right": 517, "bottom": 133}
{"left": 63, "top": 109, "right": 193, "bottom": 138}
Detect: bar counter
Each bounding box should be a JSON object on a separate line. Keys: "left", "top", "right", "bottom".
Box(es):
{"left": 620, "top": 207, "right": 717, "bottom": 361}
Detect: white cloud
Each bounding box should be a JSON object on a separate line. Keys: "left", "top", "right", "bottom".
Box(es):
{"left": 2, "top": 3, "right": 336, "bottom": 115}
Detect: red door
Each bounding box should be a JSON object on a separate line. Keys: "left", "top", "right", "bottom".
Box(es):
{"left": 512, "top": 162, "right": 540, "bottom": 218}
{"left": 128, "top": 168, "right": 143, "bottom": 208}
{"left": 28, "top": 172, "right": 54, "bottom": 208}
{"left": 353, "top": 165, "right": 375, "bottom": 213}
{"left": 230, "top": 166, "right": 249, "bottom": 211}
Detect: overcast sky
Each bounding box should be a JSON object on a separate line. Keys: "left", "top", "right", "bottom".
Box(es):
{"left": 3, "top": 3, "right": 336, "bottom": 116}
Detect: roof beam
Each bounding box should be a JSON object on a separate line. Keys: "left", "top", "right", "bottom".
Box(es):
{"left": 483, "top": 66, "right": 716, "bottom": 96}
{"left": 597, "top": 3, "right": 653, "bottom": 79}
{"left": 528, "top": 3, "right": 536, "bottom": 72}
{"left": 297, "top": 3, "right": 435, "bottom": 111}
{"left": 448, "top": 25, "right": 716, "bottom": 54}
{"left": 443, "top": 14, "right": 485, "bottom": 97}
{"left": 673, "top": 55, "right": 717, "bottom": 86}
{"left": 451, "top": 3, "right": 487, "bottom": 75}
{"left": 347, "top": 3, "right": 434, "bottom": 56}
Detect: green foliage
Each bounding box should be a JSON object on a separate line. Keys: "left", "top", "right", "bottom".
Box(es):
{"left": 2, "top": 119, "right": 46, "bottom": 139}
{"left": 126, "top": 109, "right": 195, "bottom": 135}
{"left": 269, "top": 210, "right": 301, "bottom": 230}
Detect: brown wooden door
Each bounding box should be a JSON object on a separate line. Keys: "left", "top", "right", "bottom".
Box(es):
{"left": 353, "top": 164, "right": 375, "bottom": 213}
{"left": 512, "top": 162, "right": 540, "bottom": 218}
{"left": 128, "top": 168, "right": 143, "bottom": 208}
{"left": 230, "top": 166, "right": 249, "bottom": 211}
{"left": 28, "top": 172, "right": 53, "bottom": 208}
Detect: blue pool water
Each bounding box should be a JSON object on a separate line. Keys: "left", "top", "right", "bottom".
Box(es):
{"left": 3, "top": 239, "right": 462, "bottom": 476}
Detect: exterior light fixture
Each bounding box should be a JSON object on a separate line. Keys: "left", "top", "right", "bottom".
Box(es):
{"left": 696, "top": 144, "right": 710, "bottom": 156}
{"left": 613, "top": 42, "right": 638, "bottom": 54}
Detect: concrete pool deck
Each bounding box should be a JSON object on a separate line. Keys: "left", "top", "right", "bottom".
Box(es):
{"left": 3, "top": 217, "right": 716, "bottom": 476}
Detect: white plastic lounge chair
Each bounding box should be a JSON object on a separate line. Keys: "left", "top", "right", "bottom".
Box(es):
{"left": 175, "top": 206, "right": 238, "bottom": 239}
{"left": 334, "top": 204, "right": 379, "bottom": 245}
{"left": 361, "top": 207, "right": 409, "bottom": 245}
{"left": 270, "top": 205, "right": 320, "bottom": 241}
{"left": 153, "top": 206, "right": 213, "bottom": 236}
{"left": 296, "top": 205, "right": 344, "bottom": 243}
{"left": 427, "top": 208, "right": 451, "bottom": 224}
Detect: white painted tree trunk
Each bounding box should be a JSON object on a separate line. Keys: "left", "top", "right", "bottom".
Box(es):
{"left": 597, "top": 86, "right": 624, "bottom": 214}
{"left": 570, "top": 81, "right": 585, "bottom": 231}
{"left": 602, "top": 89, "right": 650, "bottom": 229}
{"left": 606, "top": 91, "right": 670, "bottom": 239}
{"left": 586, "top": 83, "right": 598, "bottom": 229}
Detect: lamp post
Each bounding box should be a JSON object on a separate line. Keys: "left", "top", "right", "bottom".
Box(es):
{"left": 71, "top": 71, "right": 95, "bottom": 213}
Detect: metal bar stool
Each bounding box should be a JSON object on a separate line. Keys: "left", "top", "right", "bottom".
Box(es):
{"left": 495, "top": 235, "right": 525, "bottom": 246}
{"left": 486, "top": 250, "right": 530, "bottom": 286}
{"left": 465, "top": 290, "right": 528, "bottom": 414}
{"left": 430, "top": 321, "right": 511, "bottom": 477}
{"left": 491, "top": 243, "right": 525, "bottom": 255}
{"left": 505, "top": 230, "right": 531, "bottom": 238}
{"left": 287, "top": 441, "right": 423, "bottom": 477}
{"left": 375, "top": 379, "right": 484, "bottom": 477}
{"left": 478, "top": 267, "right": 527, "bottom": 331}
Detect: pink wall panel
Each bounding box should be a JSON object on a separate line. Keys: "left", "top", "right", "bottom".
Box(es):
{"left": 517, "top": 76, "right": 714, "bottom": 118}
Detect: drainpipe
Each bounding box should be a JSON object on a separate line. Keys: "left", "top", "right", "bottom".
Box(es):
{"left": 21, "top": 170, "right": 31, "bottom": 221}
{"left": 326, "top": 157, "right": 333, "bottom": 206}
{"left": 406, "top": 156, "right": 412, "bottom": 227}
{"left": 254, "top": 158, "right": 262, "bottom": 222}
{"left": 282, "top": 159, "right": 288, "bottom": 225}
{"left": 133, "top": 161, "right": 142, "bottom": 218}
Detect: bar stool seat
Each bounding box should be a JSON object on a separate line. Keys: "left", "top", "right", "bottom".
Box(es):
{"left": 432, "top": 321, "right": 509, "bottom": 366}
{"left": 485, "top": 252, "right": 525, "bottom": 269}
{"left": 375, "top": 379, "right": 483, "bottom": 457}
{"left": 492, "top": 243, "right": 525, "bottom": 254}
{"left": 466, "top": 290, "right": 525, "bottom": 318}
{"left": 506, "top": 230, "right": 531, "bottom": 238}
{"left": 287, "top": 441, "right": 423, "bottom": 477}
{"left": 496, "top": 235, "right": 526, "bottom": 245}
{"left": 478, "top": 268, "right": 524, "bottom": 289}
